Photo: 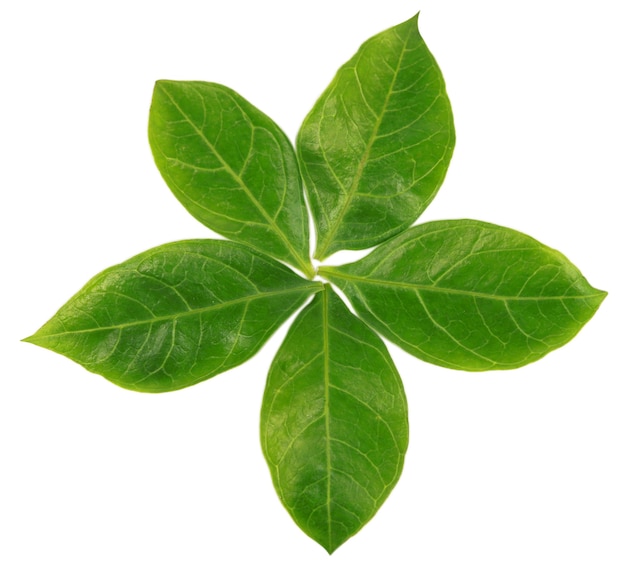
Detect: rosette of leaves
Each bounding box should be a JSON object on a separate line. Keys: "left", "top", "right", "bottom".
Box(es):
{"left": 25, "top": 14, "right": 606, "bottom": 554}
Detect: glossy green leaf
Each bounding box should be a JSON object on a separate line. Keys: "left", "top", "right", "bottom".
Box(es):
{"left": 23, "top": 11, "right": 609, "bottom": 556}
{"left": 297, "top": 13, "right": 455, "bottom": 260}
{"left": 149, "top": 80, "right": 314, "bottom": 278}
{"left": 261, "top": 285, "right": 408, "bottom": 553}
{"left": 320, "top": 220, "right": 606, "bottom": 371}
{"left": 25, "top": 240, "right": 321, "bottom": 392}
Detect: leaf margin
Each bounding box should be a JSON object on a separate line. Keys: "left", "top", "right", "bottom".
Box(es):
{"left": 320, "top": 219, "right": 607, "bottom": 371}
{"left": 149, "top": 79, "right": 315, "bottom": 278}
{"left": 24, "top": 239, "right": 322, "bottom": 392}
{"left": 260, "top": 284, "right": 409, "bottom": 553}
{"left": 297, "top": 12, "right": 456, "bottom": 260}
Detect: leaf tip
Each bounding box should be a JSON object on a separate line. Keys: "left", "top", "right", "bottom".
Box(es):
{"left": 21, "top": 332, "right": 52, "bottom": 352}
{"left": 316, "top": 536, "right": 343, "bottom": 556}
{"left": 21, "top": 330, "right": 49, "bottom": 349}
{"left": 589, "top": 287, "right": 608, "bottom": 308}
{"left": 152, "top": 79, "right": 169, "bottom": 96}
{"left": 21, "top": 328, "right": 44, "bottom": 346}
{"left": 152, "top": 79, "right": 182, "bottom": 97}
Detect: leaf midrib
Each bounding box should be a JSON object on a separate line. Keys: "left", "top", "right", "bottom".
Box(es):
{"left": 158, "top": 83, "right": 313, "bottom": 278}
{"left": 320, "top": 268, "right": 605, "bottom": 302}
{"left": 322, "top": 286, "right": 333, "bottom": 551}
{"left": 30, "top": 285, "right": 320, "bottom": 340}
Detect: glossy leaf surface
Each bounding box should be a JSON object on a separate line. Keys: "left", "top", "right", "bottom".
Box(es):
{"left": 26, "top": 241, "right": 321, "bottom": 392}
{"left": 261, "top": 286, "right": 408, "bottom": 553}
{"left": 149, "top": 80, "right": 314, "bottom": 277}
{"left": 321, "top": 220, "right": 606, "bottom": 371}
{"left": 297, "top": 13, "right": 455, "bottom": 260}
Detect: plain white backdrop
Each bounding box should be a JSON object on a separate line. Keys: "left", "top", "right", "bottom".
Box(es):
{"left": 2, "top": 1, "right": 624, "bottom": 562}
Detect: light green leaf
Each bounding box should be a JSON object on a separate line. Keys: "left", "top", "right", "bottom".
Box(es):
{"left": 25, "top": 240, "right": 321, "bottom": 392}
{"left": 297, "top": 13, "right": 455, "bottom": 260}
{"left": 149, "top": 80, "right": 314, "bottom": 278}
{"left": 320, "top": 220, "right": 607, "bottom": 371}
{"left": 261, "top": 285, "right": 408, "bottom": 553}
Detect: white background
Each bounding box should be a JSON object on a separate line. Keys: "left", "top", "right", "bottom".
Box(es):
{"left": 1, "top": 1, "right": 624, "bottom": 562}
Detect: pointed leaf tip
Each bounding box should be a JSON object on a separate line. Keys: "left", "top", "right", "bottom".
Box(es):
{"left": 298, "top": 11, "right": 454, "bottom": 259}
{"left": 28, "top": 240, "right": 320, "bottom": 392}
{"left": 149, "top": 80, "right": 313, "bottom": 276}
{"left": 323, "top": 220, "right": 607, "bottom": 371}
{"left": 261, "top": 286, "right": 408, "bottom": 552}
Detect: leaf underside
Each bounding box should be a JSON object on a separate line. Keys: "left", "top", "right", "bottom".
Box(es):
{"left": 149, "top": 80, "right": 314, "bottom": 277}
{"left": 321, "top": 220, "right": 606, "bottom": 371}
{"left": 25, "top": 240, "right": 321, "bottom": 392}
{"left": 298, "top": 13, "right": 455, "bottom": 260}
{"left": 261, "top": 286, "right": 409, "bottom": 553}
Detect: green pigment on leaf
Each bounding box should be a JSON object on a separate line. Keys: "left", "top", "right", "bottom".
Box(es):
{"left": 25, "top": 13, "right": 606, "bottom": 554}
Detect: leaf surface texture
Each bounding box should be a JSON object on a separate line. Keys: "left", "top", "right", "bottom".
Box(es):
{"left": 297, "top": 13, "right": 455, "bottom": 259}
{"left": 321, "top": 220, "right": 606, "bottom": 370}
{"left": 261, "top": 286, "right": 408, "bottom": 553}
{"left": 149, "top": 80, "right": 313, "bottom": 277}
{"left": 26, "top": 241, "right": 321, "bottom": 391}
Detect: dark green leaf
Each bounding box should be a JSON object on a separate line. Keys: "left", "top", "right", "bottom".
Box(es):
{"left": 297, "top": 13, "right": 455, "bottom": 260}
{"left": 261, "top": 285, "right": 408, "bottom": 553}
{"left": 25, "top": 240, "right": 321, "bottom": 392}
{"left": 320, "top": 220, "right": 606, "bottom": 371}
{"left": 149, "top": 80, "right": 314, "bottom": 278}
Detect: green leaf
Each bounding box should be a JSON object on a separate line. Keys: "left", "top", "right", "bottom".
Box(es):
{"left": 149, "top": 80, "right": 314, "bottom": 278}
{"left": 320, "top": 220, "right": 607, "bottom": 371}
{"left": 25, "top": 240, "right": 321, "bottom": 392}
{"left": 297, "top": 13, "right": 455, "bottom": 260}
{"left": 260, "top": 285, "right": 408, "bottom": 553}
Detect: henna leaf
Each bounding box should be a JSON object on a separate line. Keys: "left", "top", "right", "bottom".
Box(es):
{"left": 298, "top": 13, "right": 455, "bottom": 260}
{"left": 320, "top": 220, "right": 606, "bottom": 371}
{"left": 26, "top": 240, "right": 321, "bottom": 392}
{"left": 149, "top": 81, "right": 314, "bottom": 277}
{"left": 261, "top": 286, "right": 408, "bottom": 553}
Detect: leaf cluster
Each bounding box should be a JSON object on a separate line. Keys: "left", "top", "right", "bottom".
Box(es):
{"left": 24, "top": 14, "right": 606, "bottom": 554}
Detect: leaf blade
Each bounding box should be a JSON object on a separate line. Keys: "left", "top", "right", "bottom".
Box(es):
{"left": 320, "top": 220, "right": 606, "bottom": 370}
{"left": 25, "top": 240, "right": 321, "bottom": 392}
{"left": 297, "top": 13, "right": 455, "bottom": 259}
{"left": 261, "top": 286, "right": 408, "bottom": 553}
{"left": 149, "top": 80, "right": 314, "bottom": 277}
